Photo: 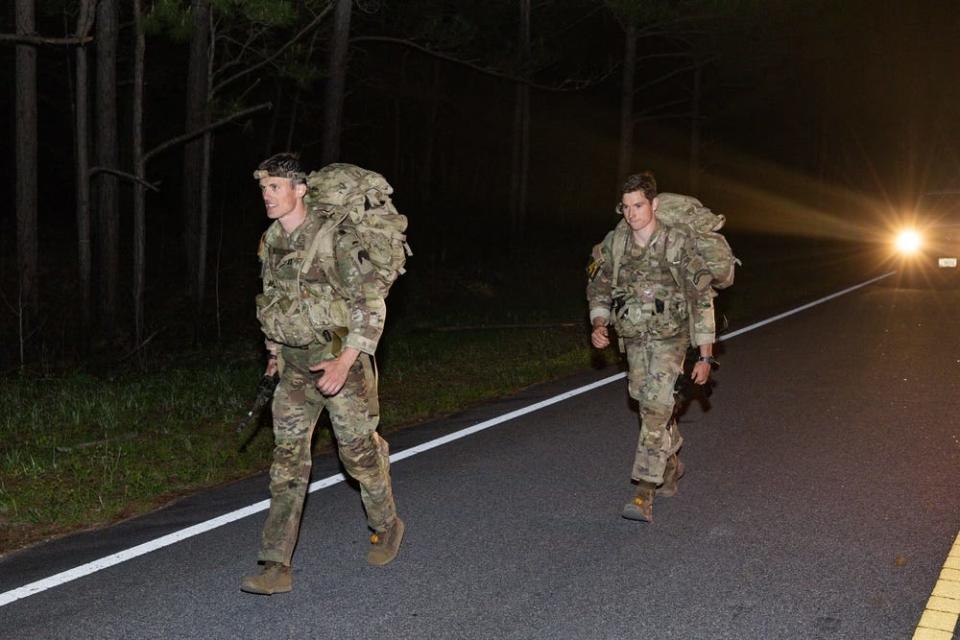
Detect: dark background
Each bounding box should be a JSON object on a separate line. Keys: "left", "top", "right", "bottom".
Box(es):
{"left": 1, "top": 0, "right": 958, "bottom": 367}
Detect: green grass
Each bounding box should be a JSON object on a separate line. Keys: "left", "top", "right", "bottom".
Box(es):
{"left": 0, "top": 235, "right": 883, "bottom": 553}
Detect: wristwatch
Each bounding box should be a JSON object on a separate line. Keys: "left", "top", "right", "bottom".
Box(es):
{"left": 697, "top": 355, "right": 718, "bottom": 365}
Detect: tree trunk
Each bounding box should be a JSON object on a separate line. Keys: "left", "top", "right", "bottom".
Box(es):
{"left": 132, "top": 0, "right": 146, "bottom": 350}
{"left": 509, "top": 0, "right": 531, "bottom": 248}
{"left": 15, "top": 0, "right": 39, "bottom": 331}
{"left": 264, "top": 79, "right": 282, "bottom": 156}
{"left": 420, "top": 60, "right": 441, "bottom": 204}
{"left": 617, "top": 19, "right": 637, "bottom": 184}
{"left": 194, "top": 11, "right": 218, "bottom": 343}
{"left": 196, "top": 129, "right": 211, "bottom": 342}
{"left": 284, "top": 88, "right": 302, "bottom": 151}
{"left": 74, "top": 0, "right": 96, "bottom": 345}
{"left": 688, "top": 63, "right": 702, "bottom": 195}
{"left": 182, "top": 0, "right": 211, "bottom": 337}
{"left": 321, "top": 0, "right": 352, "bottom": 165}
{"left": 95, "top": 0, "right": 120, "bottom": 338}
{"left": 284, "top": 28, "right": 318, "bottom": 152}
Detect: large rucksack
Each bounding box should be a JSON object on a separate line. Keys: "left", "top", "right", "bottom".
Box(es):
{"left": 300, "top": 163, "right": 411, "bottom": 298}
{"left": 611, "top": 192, "right": 737, "bottom": 295}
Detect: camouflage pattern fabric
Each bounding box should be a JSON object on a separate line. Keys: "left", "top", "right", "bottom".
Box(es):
{"left": 257, "top": 210, "right": 386, "bottom": 355}
{"left": 587, "top": 224, "right": 716, "bottom": 347}
{"left": 618, "top": 192, "right": 737, "bottom": 290}
{"left": 587, "top": 219, "right": 717, "bottom": 485}
{"left": 625, "top": 333, "right": 686, "bottom": 483}
{"left": 258, "top": 342, "right": 396, "bottom": 566}
{"left": 303, "top": 164, "right": 411, "bottom": 299}
{"left": 254, "top": 183, "right": 399, "bottom": 566}
{"left": 305, "top": 162, "right": 394, "bottom": 212}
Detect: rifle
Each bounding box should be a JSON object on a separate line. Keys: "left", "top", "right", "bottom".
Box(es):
{"left": 236, "top": 372, "right": 279, "bottom": 450}
{"left": 673, "top": 348, "right": 717, "bottom": 405}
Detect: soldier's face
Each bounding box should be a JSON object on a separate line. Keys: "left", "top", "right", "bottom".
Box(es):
{"left": 259, "top": 176, "right": 306, "bottom": 222}
{"left": 621, "top": 190, "right": 658, "bottom": 233}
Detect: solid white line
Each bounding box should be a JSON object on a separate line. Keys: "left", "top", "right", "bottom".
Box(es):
{"left": 719, "top": 272, "right": 895, "bottom": 341}
{"left": 0, "top": 272, "right": 894, "bottom": 608}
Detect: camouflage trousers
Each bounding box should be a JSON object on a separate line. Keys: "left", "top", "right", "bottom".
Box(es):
{"left": 258, "top": 344, "right": 397, "bottom": 566}
{"left": 624, "top": 332, "right": 687, "bottom": 484}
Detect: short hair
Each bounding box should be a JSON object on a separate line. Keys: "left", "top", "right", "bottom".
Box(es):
{"left": 253, "top": 152, "right": 306, "bottom": 184}
{"left": 621, "top": 171, "right": 657, "bottom": 201}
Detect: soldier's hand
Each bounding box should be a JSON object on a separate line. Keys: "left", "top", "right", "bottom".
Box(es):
{"left": 265, "top": 356, "right": 279, "bottom": 377}
{"left": 691, "top": 361, "right": 711, "bottom": 385}
{"left": 310, "top": 347, "right": 360, "bottom": 396}
{"left": 591, "top": 324, "right": 610, "bottom": 349}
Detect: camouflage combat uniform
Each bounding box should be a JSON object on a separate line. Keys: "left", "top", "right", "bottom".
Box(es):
{"left": 255, "top": 211, "right": 396, "bottom": 566}
{"left": 587, "top": 222, "right": 715, "bottom": 484}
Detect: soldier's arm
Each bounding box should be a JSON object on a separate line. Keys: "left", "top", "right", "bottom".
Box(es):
{"left": 586, "top": 233, "right": 615, "bottom": 326}
{"left": 310, "top": 230, "right": 380, "bottom": 395}
{"left": 258, "top": 231, "right": 281, "bottom": 376}
{"left": 334, "top": 228, "right": 386, "bottom": 356}
{"left": 586, "top": 235, "right": 615, "bottom": 349}
{"left": 688, "top": 290, "right": 716, "bottom": 383}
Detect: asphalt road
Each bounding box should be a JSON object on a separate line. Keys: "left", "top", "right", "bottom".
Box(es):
{"left": 1, "top": 278, "right": 958, "bottom": 640}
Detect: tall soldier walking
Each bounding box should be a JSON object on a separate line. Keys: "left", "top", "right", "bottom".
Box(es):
{"left": 241, "top": 153, "right": 405, "bottom": 594}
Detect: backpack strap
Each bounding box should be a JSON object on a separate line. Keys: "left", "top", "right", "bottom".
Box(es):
{"left": 300, "top": 208, "right": 351, "bottom": 276}
{"left": 610, "top": 221, "right": 629, "bottom": 291}
{"left": 663, "top": 225, "right": 687, "bottom": 293}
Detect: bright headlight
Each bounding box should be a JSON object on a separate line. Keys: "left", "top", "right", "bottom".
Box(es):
{"left": 895, "top": 229, "right": 922, "bottom": 254}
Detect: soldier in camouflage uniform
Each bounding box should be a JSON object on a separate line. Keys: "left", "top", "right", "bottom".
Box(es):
{"left": 586, "top": 172, "right": 716, "bottom": 523}
{"left": 241, "top": 153, "right": 403, "bottom": 595}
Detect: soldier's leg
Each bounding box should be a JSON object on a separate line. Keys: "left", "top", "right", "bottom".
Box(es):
{"left": 627, "top": 335, "right": 687, "bottom": 485}
{"left": 326, "top": 354, "right": 397, "bottom": 534}
{"left": 257, "top": 366, "right": 323, "bottom": 566}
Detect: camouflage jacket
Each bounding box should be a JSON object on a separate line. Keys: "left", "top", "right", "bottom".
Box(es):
{"left": 587, "top": 221, "right": 715, "bottom": 347}
{"left": 257, "top": 212, "right": 386, "bottom": 355}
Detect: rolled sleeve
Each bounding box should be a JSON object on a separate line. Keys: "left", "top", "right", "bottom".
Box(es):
{"left": 589, "top": 307, "right": 611, "bottom": 324}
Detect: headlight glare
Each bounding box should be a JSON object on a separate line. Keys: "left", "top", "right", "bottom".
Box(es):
{"left": 895, "top": 229, "right": 922, "bottom": 254}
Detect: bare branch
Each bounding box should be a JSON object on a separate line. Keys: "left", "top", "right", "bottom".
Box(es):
{"left": 88, "top": 167, "right": 162, "bottom": 191}
{"left": 144, "top": 102, "right": 272, "bottom": 163}
{"left": 0, "top": 33, "right": 93, "bottom": 46}
{"left": 117, "top": 327, "right": 164, "bottom": 363}
{"left": 211, "top": 6, "right": 333, "bottom": 96}
{"left": 635, "top": 112, "right": 694, "bottom": 124}
{"left": 351, "top": 36, "right": 611, "bottom": 92}
{"left": 632, "top": 98, "right": 690, "bottom": 121}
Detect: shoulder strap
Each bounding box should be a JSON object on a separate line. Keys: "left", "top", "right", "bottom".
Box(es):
{"left": 663, "top": 225, "right": 688, "bottom": 293}
{"left": 300, "top": 208, "right": 352, "bottom": 276}
{"left": 610, "top": 221, "right": 629, "bottom": 290}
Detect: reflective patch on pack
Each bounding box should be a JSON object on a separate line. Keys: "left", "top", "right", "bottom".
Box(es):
{"left": 586, "top": 243, "right": 604, "bottom": 280}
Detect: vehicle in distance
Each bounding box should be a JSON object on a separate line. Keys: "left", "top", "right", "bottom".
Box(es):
{"left": 891, "top": 190, "right": 960, "bottom": 286}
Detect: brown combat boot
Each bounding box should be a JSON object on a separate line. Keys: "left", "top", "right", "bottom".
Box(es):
{"left": 240, "top": 561, "right": 292, "bottom": 595}
{"left": 657, "top": 454, "right": 686, "bottom": 498}
{"left": 621, "top": 481, "right": 656, "bottom": 522}
{"left": 367, "top": 517, "right": 405, "bottom": 566}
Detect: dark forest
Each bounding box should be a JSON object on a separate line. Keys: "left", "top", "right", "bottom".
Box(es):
{"left": 4, "top": 0, "right": 958, "bottom": 368}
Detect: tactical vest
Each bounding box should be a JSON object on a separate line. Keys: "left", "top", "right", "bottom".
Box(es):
{"left": 611, "top": 228, "right": 688, "bottom": 340}
{"left": 255, "top": 164, "right": 411, "bottom": 349}
{"left": 255, "top": 214, "right": 350, "bottom": 348}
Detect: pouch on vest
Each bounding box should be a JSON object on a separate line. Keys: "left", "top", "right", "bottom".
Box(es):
{"left": 614, "top": 295, "right": 686, "bottom": 340}
{"left": 255, "top": 292, "right": 321, "bottom": 348}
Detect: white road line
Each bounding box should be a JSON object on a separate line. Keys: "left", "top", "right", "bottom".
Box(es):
{"left": 0, "top": 272, "right": 895, "bottom": 608}
{"left": 719, "top": 272, "right": 894, "bottom": 341}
